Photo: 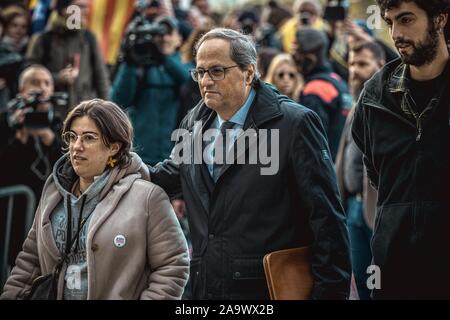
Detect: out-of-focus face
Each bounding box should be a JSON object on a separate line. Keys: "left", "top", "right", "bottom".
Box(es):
{"left": 194, "top": 0, "right": 210, "bottom": 16}
{"left": 21, "top": 68, "right": 54, "bottom": 112}
{"left": 67, "top": 116, "right": 118, "bottom": 180}
{"left": 349, "top": 48, "right": 382, "bottom": 98}
{"left": 273, "top": 62, "right": 297, "bottom": 97}
{"left": 384, "top": 1, "right": 441, "bottom": 66}
{"left": 195, "top": 38, "right": 255, "bottom": 118}
{"left": 299, "top": 1, "right": 318, "bottom": 26}
{"left": 6, "top": 15, "right": 28, "bottom": 42}
{"left": 160, "top": 28, "right": 182, "bottom": 54}
{"left": 292, "top": 43, "right": 316, "bottom": 76}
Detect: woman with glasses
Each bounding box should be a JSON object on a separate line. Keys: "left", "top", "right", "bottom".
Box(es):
{"left": 265, "top": 53, "right": 303, "bottom": 101}
{"left": 1, "top": 99, "right": 189, "bottom": 300}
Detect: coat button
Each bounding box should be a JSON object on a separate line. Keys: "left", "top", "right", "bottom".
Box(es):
{"left": 91, "top": 244, "right": 99, "bottom": 252}
{"left": 208, "top": 234, "right": 214, "bottom": 240}
{"left": 234, "top": 272, "right": 241, "bottom": 278}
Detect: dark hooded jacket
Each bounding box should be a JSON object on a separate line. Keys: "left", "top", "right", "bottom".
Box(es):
{"left": 352, "top": 58, "right": 450, "bottom": 299}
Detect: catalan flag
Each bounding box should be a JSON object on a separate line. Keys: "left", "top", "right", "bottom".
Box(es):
{"left": 88, "top": 0, "right": 135, "bottom": 65}
{"left": 28, "top": 0, "right": 39, "bottom": 9}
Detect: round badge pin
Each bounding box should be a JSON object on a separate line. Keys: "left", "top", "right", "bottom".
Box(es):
{"left": 113, "top": 234, "right": 126, "bottom": 248}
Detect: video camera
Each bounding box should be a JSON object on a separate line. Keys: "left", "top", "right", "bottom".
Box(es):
{"left": 7, "top": 91, "right": 68, "bottom": 129}
{"left": 323, "top": 0, "right": 349, "bottom": 22}
{"left": 122, "top": 16, "right": 169, "bottom": 66}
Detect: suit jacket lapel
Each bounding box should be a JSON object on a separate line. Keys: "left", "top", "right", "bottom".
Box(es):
{"left": 186, "top": 109, "right": 216, "bottom": 215}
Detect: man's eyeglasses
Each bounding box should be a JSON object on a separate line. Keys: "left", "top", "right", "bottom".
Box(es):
{"left": 62, "top": 131, "right": 100, "bottom": 146}
{"left": 189, "top": 65, "right": 239, "bottom": 82}
{"left": 276, "top": 71, "right": 296, "bottom": 80}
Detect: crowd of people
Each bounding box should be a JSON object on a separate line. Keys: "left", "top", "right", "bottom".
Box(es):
{"left": 0, "top": 0, "right": 449, "bottom": 300}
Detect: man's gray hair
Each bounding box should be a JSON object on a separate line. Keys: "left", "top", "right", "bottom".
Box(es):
{"left": 195, "top": 28, "right": 260, "bottom": 79}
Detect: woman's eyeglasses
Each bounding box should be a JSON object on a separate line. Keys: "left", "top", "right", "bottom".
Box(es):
{"left": 276, "top": 72, "right": 296, "bottom": 80}
{"left": 62, "top": 131, "right": 100, "bottom": 146}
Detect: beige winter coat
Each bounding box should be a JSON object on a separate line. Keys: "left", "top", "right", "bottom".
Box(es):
{"left": 1, "top": 153, "right": 189, "bottom": 299}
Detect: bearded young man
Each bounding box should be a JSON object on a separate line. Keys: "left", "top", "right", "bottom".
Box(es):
{"left": 352, "top": 0, "right": 450, "bottom": 299}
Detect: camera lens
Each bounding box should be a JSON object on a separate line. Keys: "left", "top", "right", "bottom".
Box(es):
{"left": 300, "top": 12, "right": 312, "bottom": 25}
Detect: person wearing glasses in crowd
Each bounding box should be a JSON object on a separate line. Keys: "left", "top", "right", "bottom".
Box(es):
{"left": 149, "top": 28, "right": 351, "bottom": 300}
{"left": 1, "top": 99, "right": 189, "bottom": 300}
{"left": 265, "top": 53, "right": 303, "bottom": 101}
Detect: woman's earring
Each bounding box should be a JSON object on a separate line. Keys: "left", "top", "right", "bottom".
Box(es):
{"left": 107, "top": 156, "right": 117, "bottom": 168}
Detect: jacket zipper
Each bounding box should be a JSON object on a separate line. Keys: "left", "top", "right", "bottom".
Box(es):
{"left": 411, "top": 103, "right": 434, "bottom": 142}
{"left": 407, "top": 89, "right": 437, "bottom": 142}
{"left": 415, "top": 116, "right": 423, "bottom": 142}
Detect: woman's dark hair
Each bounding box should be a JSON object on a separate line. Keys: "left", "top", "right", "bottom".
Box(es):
{"left": 62, "top": 99, "right": 134, "bottom": 168}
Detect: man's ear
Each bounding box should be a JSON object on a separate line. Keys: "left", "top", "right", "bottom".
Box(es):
{"left": 246, "top": 65, "right": 256, "bottom": 85}
{"left": 436, "top": 13, "right": 448, "bottom": 31}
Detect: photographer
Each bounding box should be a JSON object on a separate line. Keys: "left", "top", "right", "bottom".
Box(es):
{"left": 0, "top": 65, "right": 64, "bottom": 271}
{"left": 111, "top": 16, "right": 190, "bottom": 165}
{"left": 279, "top": 0, "right": 327, "bottom": 53}
{"left": 237, "top": 8, "right": 282, "bottom": 51}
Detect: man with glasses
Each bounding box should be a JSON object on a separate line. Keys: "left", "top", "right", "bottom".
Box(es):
{"left": 149, "top": 28, "right": 351, "bottom": 300}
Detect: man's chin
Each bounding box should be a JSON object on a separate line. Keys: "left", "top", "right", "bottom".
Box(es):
{"left": 351, "top": 79, "right": 364, "bottom": 89}
{"left": 204, "top": 98, "right": 219, "bottom": 110}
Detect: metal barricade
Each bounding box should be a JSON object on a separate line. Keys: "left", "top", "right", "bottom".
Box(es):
{"left": 0, "top": 185, "right": 36, "bottom": 289}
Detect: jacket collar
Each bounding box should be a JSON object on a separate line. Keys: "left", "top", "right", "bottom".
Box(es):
{"left": 388, "top": 58, "right": 450, "bottom": 94}
{"left": 386, "top": 62, "right": 417, "bottom": 119}
{"left": 193, "top": 80, "right": 283, "bottom": 128}
{"left": 388, "top": 62, "right": 409, "bottom": 94}
{"left": 386, "top": 60, "right": 450, "bottom": 120}
{"left": 247, "top": 80, "right": 283, "bottom": 128}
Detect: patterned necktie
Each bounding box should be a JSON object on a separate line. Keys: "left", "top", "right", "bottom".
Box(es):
{"left": 212, "top": 121, "right": 235, "bottom": 182}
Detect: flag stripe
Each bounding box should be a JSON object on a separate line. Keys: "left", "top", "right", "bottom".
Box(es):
{"left": 88, "top": 0, "right": 135, "bottom": 65}
{"left": 107, "top": 0, "right": 135, "bottom": 63}
{"left": 101, "top": 0, "right": 116, "bottom": 61}
{"left": 89, "top": 0, "right": 107, "bottom": 57}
